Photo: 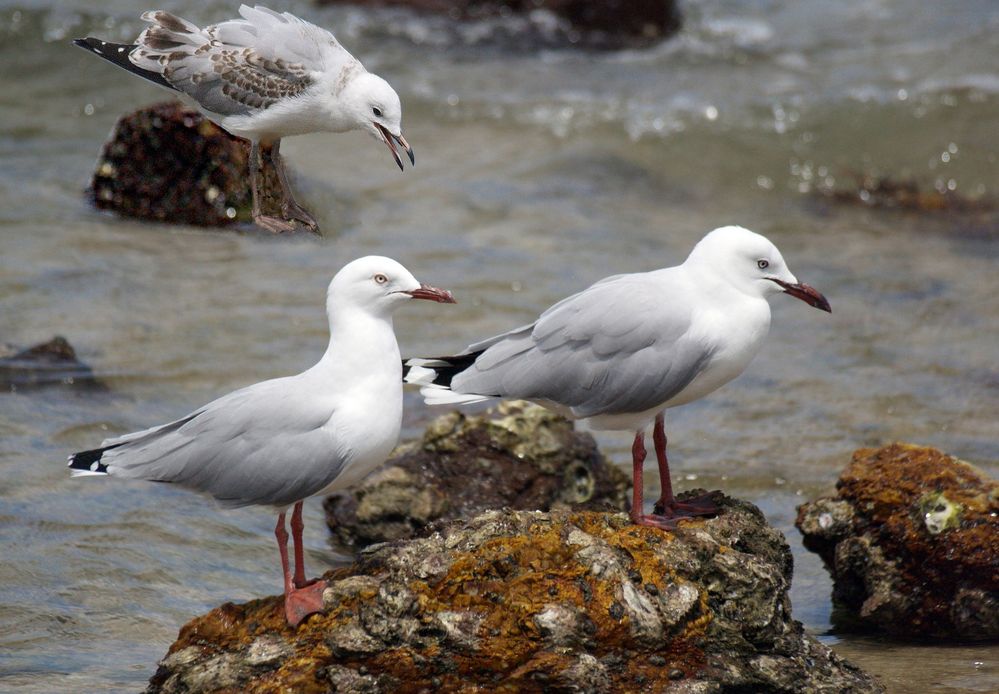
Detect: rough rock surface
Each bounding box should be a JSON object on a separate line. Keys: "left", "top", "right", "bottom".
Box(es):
{"left": 324, "top": 401, "right": 630, "bottom": 549}
{"left": 319, "top": 0, "right": 682, "bottom": 48}
{"left": 148, "top": 502, "right": 882, "bottom": 693}
{"left": 0, "top": 336, "right": 102, "bottom": 391}
{"left": 88, "top": 101, "right": 282, "bottom": 227}
{"left": 796, "top": 443, "right": 999, "bottom": 640}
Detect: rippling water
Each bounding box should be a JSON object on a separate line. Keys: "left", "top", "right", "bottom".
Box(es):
{"left": 1, "top": 1, "right": 997, "bottom": 691}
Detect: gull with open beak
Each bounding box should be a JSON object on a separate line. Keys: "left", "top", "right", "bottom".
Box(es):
{"left": 75, "top": 5, "right": 414, "bottom": 235}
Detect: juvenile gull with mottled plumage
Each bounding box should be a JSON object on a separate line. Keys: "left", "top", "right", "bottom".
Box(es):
{"left": 74, "top": 5, "right": 413, "bottom": 234}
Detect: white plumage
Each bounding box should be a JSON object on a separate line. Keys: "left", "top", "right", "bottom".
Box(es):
{"left": 69, "top": 256, "right": 455, "bottom": 625}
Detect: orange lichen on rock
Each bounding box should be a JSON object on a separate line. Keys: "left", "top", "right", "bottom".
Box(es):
{"left": 325, "top": 402, "right": 631, "bottom": 551}
{"left": 797, "top": 443, "right": 999, "bottom": 639}
{"left": 149, "top": 501, "right": 881, "bottom": 693}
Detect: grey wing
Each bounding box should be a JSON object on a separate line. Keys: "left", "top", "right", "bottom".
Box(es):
{"left": 100, "top": 376, "right": 347, "bottom": 508}
{"left": 453, "top": 273, "right": 715, "bottom": 418}
{"left": 128, "top": 7, "right": 356, "bottom": 116}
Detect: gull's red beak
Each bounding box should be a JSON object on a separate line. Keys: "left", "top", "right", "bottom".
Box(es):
{"left": 771, "top": 279, "right": 831, "bottom": 313}
{"left": 375, "top": 124, "right": 414, "bottom": 171}
{"left": 402, "top": 284, "right": 456, "bottom": 304}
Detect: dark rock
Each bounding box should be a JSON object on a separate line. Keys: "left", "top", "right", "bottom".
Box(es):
{"left": 319, "top": 0, "right": 682, "bottom": 48}
{"left": 147, "top": 502, "right": 882, "bottom": 693}
{"left": 796, "top": 443, "right": 999, "bottom": 640}
{"left": 324, "top": 401, "right": 631, "bottom": 549}
{"left": 0, "top": 336, "right": 103, "bottom": 391}
{"left": 88, "top": 101, "right": 282, "bottom": 227}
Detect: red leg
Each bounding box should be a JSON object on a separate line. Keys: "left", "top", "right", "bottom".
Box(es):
{"left": 275, "top": 508, "right": 327, "bottom": 626}
{"left": 630, "top": 430, "right": 681, "bottom": 530}
{"left": 290, "top": 501, "right": 308, "bottom": 589}
{"left": 275, "top": 511, "right": 294, "bottom": 600}
{"left": 653, "top": 412, "right": 674, "bottom": 508}
{"left": 651, "top": 413, "right": 719, "bottom": 519}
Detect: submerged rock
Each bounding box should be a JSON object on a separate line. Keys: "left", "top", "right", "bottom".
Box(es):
{"left": 324, "top": 401, "right": 631, "bottom": 549}
{"left": 148, "top": 502, "right": 882, "bottom": 693}
{"left": 0, "top": 336, "right": 102, "bottom": 391}
{"left": 796, "top": 443, "right": 999, "bottom": 640}
{"left": 88, "top": 101, "right": 282, "bottom": 227}
{"left": 318, "top": 0, "right": 682, "bottom": 48}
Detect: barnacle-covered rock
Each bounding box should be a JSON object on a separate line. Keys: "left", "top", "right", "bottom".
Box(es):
{"left": 324, "top": 401, "right": 631, "bottom": 549}
{"left": 796, "top": 443, "right": 999, "bottom": 640}
{"left": 88, "top": 101, "right": 282, "bottom": 227}
{"left": 147, "top": 502, "right": 881, "bottom": 693}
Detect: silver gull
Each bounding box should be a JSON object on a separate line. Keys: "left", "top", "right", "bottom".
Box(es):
{"left": 69, "top": 256, "right": 455, "bottom": 625}
{"left": 404, "top": 226, "right": 831, "bottom": 529}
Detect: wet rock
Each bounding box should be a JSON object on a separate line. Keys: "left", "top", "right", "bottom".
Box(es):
{"left": 319, "top": 1, "right": 682, "bottom": 48}
{"left": 324, "top": 401, "right": 630, "bottom": 549}
{"left": 88, "top": 101, "right": 282, "bottom": 227}
{"left": 796, "top": 443, "right": 999, "bottom": 640}
{"left": 816, "top": 173, "right": 994, "bottom": 214}
{"left": 0, "top": 336, "right": 102, "bottom": 391}
{"left": 147, "top": 502, "right": 882, "bottom": 693}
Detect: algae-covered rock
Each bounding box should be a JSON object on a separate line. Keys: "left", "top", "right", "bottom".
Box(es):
{"left": 324, "top": 401, "right": 631, "bottom": 549}
{"left": 0, "top": 336, "right": 102, "bottom": 391}
{"left": 147, "top": 502, "right": 882, "bottom": 693}
{"left": 88, "top": 101, "right": 282, "bottom": 227}
{"left": 796, "top": 443, "right": 999, "bottom": 640}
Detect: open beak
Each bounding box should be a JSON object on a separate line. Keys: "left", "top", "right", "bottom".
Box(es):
{"left": 400, "top": 283, "right": 456, "bottom": 304}
{"left": 770, "top": 279, "right": 831, "bottom": 313}
{"left": 375, "top": 124, "right": 415, "bottom": 171}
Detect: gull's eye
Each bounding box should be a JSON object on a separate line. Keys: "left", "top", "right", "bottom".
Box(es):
{"left": 757, "top": 259, "right": 769, "bottom": 270}
{"left": 374, "top": 273, "right": 388, "bottom": 285}
{"left": 372, "top": 107, "right": 383, "bottom": 118}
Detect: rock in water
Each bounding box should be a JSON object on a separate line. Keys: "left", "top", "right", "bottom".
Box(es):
{"left": 0, "top": 336, "right": 102, "bottom": 391}
{"left": 147, "top": 502, "right": 882, "bottom": 693}
{"left": 796, "top": 443, "right": 998, "bottom": 640}
{"left": 324, "top": 401, "right": 631, "bottom": 549}
{"left": 88, "top": 101, "right": 282, "bottom": 227}
{"left": 318, "top": 1, "right": 682, "bottom": 48}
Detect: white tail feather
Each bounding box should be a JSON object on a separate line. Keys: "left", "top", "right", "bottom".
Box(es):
{"left": 69, "top": 469, "right": 108, "bottom": 478}
{"left": 403, "top": 364, "right": 438, "bottom": 386}
{"left": 419, "top": 385, "right": 494, "bottom": 406}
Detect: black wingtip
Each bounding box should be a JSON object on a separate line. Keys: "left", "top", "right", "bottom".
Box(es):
{"left": 72, "top": 37, "right": 87, "bottom": 49}
{"left": 68, "top": 443, "right": 122, "bottom": 474}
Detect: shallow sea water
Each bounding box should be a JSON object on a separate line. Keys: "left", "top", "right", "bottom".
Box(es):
{"left": 1, "top": 1, "right": 997, "bottom": 691}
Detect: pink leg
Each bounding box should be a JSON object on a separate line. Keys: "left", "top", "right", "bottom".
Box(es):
{"left": 630, "top": 430, "right": 681, "bottom": 530}
{"left": 651, "top": 413, "right": 719, "bottom": 519}
{"left": 251, "top": 140, "right": 298, "bottom": 234}
{"left": 275, "top": 509, "right": 327, "bottom": 626}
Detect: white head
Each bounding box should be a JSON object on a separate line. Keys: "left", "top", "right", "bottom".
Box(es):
{"left": 338, "top": 72, "right": 413, "bottom": 171}
{"left": 686, "top": 226, "right": 831, "bottom": 312}
{"left": 327, "top": 256, "right": 455, "bottom": 319}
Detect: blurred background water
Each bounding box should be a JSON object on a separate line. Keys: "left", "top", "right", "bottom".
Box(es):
{"left": 1, "top": 0, "right": 997, "bottom": 691}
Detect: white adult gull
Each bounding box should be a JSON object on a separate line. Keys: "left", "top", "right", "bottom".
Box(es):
{"left": 404, "top": 226, "right": 831, "bottom": 529}
{"left": 68, "top": 256, "right": 454, "bottom": 626}
{"left": 74, "top": 5, "right": 413, "bottom": 234}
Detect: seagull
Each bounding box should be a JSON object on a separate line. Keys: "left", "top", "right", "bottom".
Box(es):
{"left": 74, "top": 5, "right": 414, "bottom": 234}
{"left": 68, "top": 256, "right": 455, "bottom": 625}
{"left": 404, "top": 226, "right": 831, "bottom": 529}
